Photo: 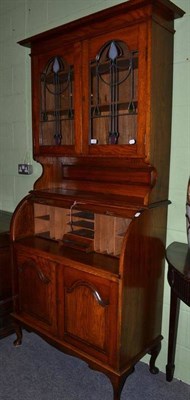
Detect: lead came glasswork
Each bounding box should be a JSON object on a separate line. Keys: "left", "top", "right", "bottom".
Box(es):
{"left": 90, "top": 40, "right": 138, "bottom": 145}
{"left": 108, "top": 41, "right": 120, "bottom": 61}
{"left": 128, "top": 57, "right": 136, "bottom": 113}
{"left": 108, "top": 42, "right": 123, "bottom": 144}
{"left": 53, "top": 57, "right": 60, "bottom": 74}
{"left": 40, "top": 56, "right": 74, "bottom": 146}
{"left": 53, "top": 58, "right": 62, "bottom": 145}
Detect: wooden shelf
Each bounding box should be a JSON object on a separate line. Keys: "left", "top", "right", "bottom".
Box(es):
{"left": 67, "top": 228, "right": 94, "bottom": 239}
{"left": 68, "top": 220, "right": 94, "bottom": 230}
{"left": 71, "top": 211, "right": 94, "bottom": 220}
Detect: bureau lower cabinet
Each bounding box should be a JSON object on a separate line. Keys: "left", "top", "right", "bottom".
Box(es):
{"left": 10, "top": 1, "right": 184, "bottom": 399}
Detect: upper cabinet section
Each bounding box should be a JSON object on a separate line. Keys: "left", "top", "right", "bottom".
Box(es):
{"left": 19, "top": 0, "right": 184, "bottom": 159}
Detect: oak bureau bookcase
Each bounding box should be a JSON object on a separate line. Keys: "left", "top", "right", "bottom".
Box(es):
{"left": 10, "top": 1, "right": 184, "bottom": 399}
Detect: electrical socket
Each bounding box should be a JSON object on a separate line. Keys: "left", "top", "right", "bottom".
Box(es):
{"left": 18, "top": 164, "right": 33, "bottom": 175}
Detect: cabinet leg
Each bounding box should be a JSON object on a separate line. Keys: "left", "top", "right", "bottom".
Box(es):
{"left": 88, "top": 365, "right": 134, "bottom": 400}
{"left": 13, "top": 323, "right": 22, "bottom": 347}
{"left": 166, "top": 289, "right": 180, "bottom": 382}
{"left": 149, "top": 341, "right": 161, "bottom": 374}
{"left": 109, "top": 367, "right": 135, "bottom": 400}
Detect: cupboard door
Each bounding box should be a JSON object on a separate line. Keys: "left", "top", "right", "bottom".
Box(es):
{"left": 32, "top": 41, "right": 82, "bottom": 156}
{"left": 16, "top": 251, "right": 57, "bottom": 334}
{"left": 60, "top": 267, "right": 118, "bottom": 366}
{"left": 82, "top": 24, "right": 147, "bottom": 156}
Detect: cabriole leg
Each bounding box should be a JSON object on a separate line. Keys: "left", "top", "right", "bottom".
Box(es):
{"left": 109, "top": 367, "right": 135, "bottom": 400}
{"left": 149, "top": 341, "right": 161, "bottom": 374}
{"left": 13, "top": 323, "right": 22, "bottom": 347}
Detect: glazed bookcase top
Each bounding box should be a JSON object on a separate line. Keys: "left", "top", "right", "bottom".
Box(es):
{"left": 17, "top": 0, "right": 185, "bottom": 208}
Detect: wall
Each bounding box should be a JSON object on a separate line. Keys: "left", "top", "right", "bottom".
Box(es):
{"left": 163, "top": 0, "right": 190, "bottom": 384}
{"left": 0, "top": 0, "right": 189, "bottom": 385}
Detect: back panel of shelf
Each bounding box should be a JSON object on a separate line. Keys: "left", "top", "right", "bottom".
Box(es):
{"left": 34, "top": 203, "right": 131, "bottom": 257}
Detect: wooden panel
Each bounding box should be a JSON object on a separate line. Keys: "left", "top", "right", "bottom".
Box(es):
{"left": 148, "top": 19, "right": 174, "bottom": 203}
{"left": 16, "top": 251, "right": 57, "bottom": 334}
{"left": 61, "top": 163, "right": 154, "bottom": 207}
{"left": 65, "top": 284, "right": 107, "bottom": 349}
{"left": 60, "top": 266, "right": 118, "bottom": 365}
{"left": 114, "top": 218, "right": 131, "bottom": 256}
{"left": 53, "top": 207, "right": 69, "bottom": 240}
{"left": 95, "top": 215, "right": 115, "bottom": 255}
{"left": 118, "top": 205, "right": 167, "bottom": 368}
{"left": 34, "top": 204, "right": 70, "bottom": 240}
{"left": 62, "top": 164, "right": 154, "bottom": 184}
{"left": 11, "top": 195, "right": 34, "bottom": 240}
{"left": 61, "top": 179, "right": 151, "bottom": 202}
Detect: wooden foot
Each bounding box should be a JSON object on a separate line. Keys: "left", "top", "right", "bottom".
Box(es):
{"left": 13, "top": 323, "right": 22, "bottom": 347}
{"left": 109, "top": 367, "right": 135, "bottom": 400}
{"left": 88, "top": 364, "right": 134, "bottom": 400}
{"left": 149, "top": 341, "right": 161, "bottom": 374}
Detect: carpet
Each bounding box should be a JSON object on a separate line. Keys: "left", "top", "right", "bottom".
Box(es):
{"left": 0, "top": 330, "right": 189, "bottom": 400}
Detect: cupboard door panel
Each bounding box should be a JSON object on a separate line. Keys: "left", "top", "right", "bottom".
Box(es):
{"left": 32, "top": 41, "right": 83, "bottom": 155}
{"left": 61, "top": 267, "right": 118, "bottom": 365}
{"left": 16, "top": 251, "right": 57, "bottom": 334}
{"left": 65, "top": 281, "right": 107, "bottom": 350}
{"left": 82, "top": 24, "right": 147, "bottom": 156}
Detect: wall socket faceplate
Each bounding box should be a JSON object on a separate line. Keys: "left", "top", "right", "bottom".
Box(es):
{"left": 18, "top": 164, "right": 33, "bottom": 175}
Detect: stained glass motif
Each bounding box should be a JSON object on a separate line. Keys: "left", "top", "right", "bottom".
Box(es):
{"left": 52, "top": 57, "right": 60, "bottom": 74}
{"left": 108, "top": 41, "right": 119, "bottom": 61}
{"left": 40, "top": 56, "right": 74, "bottom": 146}
{"left": 90, "top": 40, "right": 138, "bottom": 146}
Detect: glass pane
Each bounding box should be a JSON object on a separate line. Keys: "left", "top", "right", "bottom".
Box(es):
{"left": 40, "top": 56, "right": 74, "bottom": 146}
{"left": 90, "top": 40, "right": 138, "bottom": 146}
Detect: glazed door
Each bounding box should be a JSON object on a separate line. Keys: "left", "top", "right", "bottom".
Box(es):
{"left": 59, "top": 266, "right": 118, "bottom": 366}
{"left": 82, "top": 23, "right": 148, "bottom": 157}
{"left": 32, "top": 41, "right": 83, "bottom": 156}
{"left": 15, "top": 250, "right": 57, "bottom": 335}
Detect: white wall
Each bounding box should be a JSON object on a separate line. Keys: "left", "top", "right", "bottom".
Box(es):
{"left": 0, "top": 0, "right": 189, "bottom": 384}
